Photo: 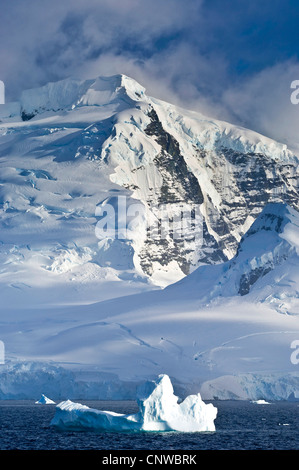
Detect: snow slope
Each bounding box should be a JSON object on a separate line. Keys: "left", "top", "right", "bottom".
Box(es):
{"left": 0, "top": 203, "right": 298, "bottom": 401}
{"left": 0, "top": 75, "right": 298, "bottom": 400}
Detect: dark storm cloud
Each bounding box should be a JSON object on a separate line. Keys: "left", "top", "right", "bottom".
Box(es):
{"left": 1, "top": 0, "right": 299, "bottom": 148}
{"left": 0, "top": 0, "right": 203, "bottom": 99}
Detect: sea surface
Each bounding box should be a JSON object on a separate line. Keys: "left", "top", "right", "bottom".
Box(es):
{"left": 0, "top": 399, "right": 298, "bottom": 451}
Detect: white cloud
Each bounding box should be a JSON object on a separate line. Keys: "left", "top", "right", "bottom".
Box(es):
{"left": 2, "top": 0, "right": 299, "bottom": 151}
{"left": 222, "top": 60, "right": 299, "bottom": 150}
{"left": 0, "top": 0, "right": 203, "bottom": 100}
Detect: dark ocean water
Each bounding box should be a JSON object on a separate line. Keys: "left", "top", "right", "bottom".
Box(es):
{"left": 0, "top": 400, "right": 298, "bottom": 451}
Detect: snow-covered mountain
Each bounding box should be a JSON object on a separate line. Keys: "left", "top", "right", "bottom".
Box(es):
{"left": 170, "top": 203, "right": 299, "bottom": 311}
{"left": 0, "top": 74, "right": 298, "bottom": 400}
{"left": 0, "top": 74, "right": 298, "bottom": 291}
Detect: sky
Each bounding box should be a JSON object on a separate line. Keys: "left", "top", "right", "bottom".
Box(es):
{"left": 1, "top": 0, "right": 299, "bottom": 148}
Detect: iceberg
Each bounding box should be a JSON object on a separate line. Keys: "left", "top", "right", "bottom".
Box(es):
{"left": 251, "top": 400, "right": 271, "bottom": 405}
{"left": 35, "top": 394, "right": 56, "bottom": 405}
{"left": 50, "top": 374, "right": 217, "bottom": 432}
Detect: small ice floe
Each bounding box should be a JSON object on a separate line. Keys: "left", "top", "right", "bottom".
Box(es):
{"left": 51, "top": 374, "right": 218, "bottom": 432}
{"left": 35, "top": 394, "right": 56, "bottom": 405}
{"left": 251, "top": 399, "right": 271, "bottom": 405}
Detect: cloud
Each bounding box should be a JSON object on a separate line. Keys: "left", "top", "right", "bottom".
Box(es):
{"left": 0, "top": 0, "right": 203, "bottom": 99}
{"left": 0, "top": 0, "right": 226, "bottom": 121}
{"left": 1, "top": 0, "right": 299, "bottom": 149}
{"left": 222, "top": 60, "right": 299, "bottom": 150}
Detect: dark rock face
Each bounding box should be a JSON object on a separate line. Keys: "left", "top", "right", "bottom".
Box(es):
{"left": 129, "top": 108, "right": 205, "bottom": 276}
{"left": 197, "top": 146, "right": 297, "bottom": 257}
{"left": 220, "top": 148, "right": 298, "bottom": 212}
{"left": 238, "top": 266, "right": 273, "bottom": 296}
{"left": 134, "top": 106, "right": 299, "bottom": 277}
{"left": 145, "top": 108, "right": 204, "bottom": 205}
{"left": 21, "top": 110, "right": 35, "bottom": 121}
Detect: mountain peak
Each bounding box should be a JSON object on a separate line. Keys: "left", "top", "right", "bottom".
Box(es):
{"left": 18, "top": 74, "right": 146, "bottom": 121}
{"left": 245, "top": 202, "right": 292, "bottom": 236}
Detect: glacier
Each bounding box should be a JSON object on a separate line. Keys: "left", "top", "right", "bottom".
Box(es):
{"left": 0, "top": 74, "right": 298, "bottom": 401}
{"left": 50, "top": 374, "right": 217, "bottom": 433}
